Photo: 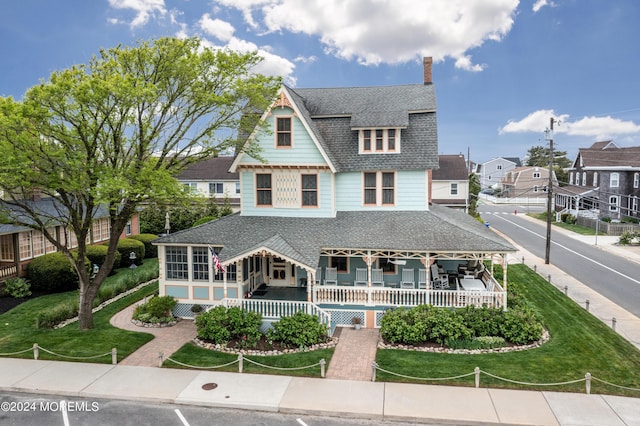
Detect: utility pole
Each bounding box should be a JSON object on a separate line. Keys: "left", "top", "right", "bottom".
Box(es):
{"left": 544, "top": 117, "right": 557, "bottom": 264}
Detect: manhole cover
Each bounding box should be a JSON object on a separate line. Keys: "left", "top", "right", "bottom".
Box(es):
{"left": 201, "top": 383, "right": 218, "bottom": 390}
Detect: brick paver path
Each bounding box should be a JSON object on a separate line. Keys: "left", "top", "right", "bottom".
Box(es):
{"left": 326, "top": 327, "right": 379, "bottom": 381}
{"left": 110, "top": 304, "right": 196, "bottom": 367}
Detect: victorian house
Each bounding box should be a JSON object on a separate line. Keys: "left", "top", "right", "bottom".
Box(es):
{"left": 153, "top": 58, "right": 515, "bottom": 329}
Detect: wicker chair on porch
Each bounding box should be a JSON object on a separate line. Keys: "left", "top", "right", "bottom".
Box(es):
{"left": 430, "top": 264, "right": 448, "bottom": 289}
{"left": 371, "top": 268, "right": 384, "bottom": 287}
{"left": 324, "top": 267, "right": 338, "bottom": 286}
{"left": 401, "top": 268, "right": 415, "bottom": 289}
{"left": 354, "top": 268, "right": 368, "bottom": 286}
{"left": 418, "top": 268, "right": 429, "bottom": 289}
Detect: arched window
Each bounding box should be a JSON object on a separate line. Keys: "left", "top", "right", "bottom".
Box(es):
{"left": 610, "top": 173, "right": 619, "bottom": 188}
{"left": 582, "top": 172, "right": 587, "bottom": 186}
{"left": 593, "top": 172, "right": 598, "bottom": 187}
{"left": 634, "top": 172, "right": 639, "bottom": 189}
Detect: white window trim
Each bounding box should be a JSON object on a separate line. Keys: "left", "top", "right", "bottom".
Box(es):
{"left": 634, "top": 172, "right": 639, "bottom": 189}
{"left": 593, "top": 172, "right": 598, "bottom": 187}
{"left": 609, "top": 195, "right": 619, "bottom": 212}
{"left": 610, "top": 172, "right": 619, "bottom": 188}
{"left": 450, "top": 182, "right": 458, "bottom": 196}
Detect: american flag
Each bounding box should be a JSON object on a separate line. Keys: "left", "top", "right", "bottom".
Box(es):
{"left": 210, "top": 247, "right": 225, "bottom": 274}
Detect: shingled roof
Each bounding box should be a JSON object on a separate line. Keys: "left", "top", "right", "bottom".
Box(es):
{"left": 154, "top": 205, "right": 515, "bottom": 269}
{"left": 176, "top": 156, "right": 238, "bottom": 180}
{"left": 432, "top": 154, "right": 468, "bottom": 180}
{"left": 285, "top": 84, "right": 439, "bottom": 172}
{"left": 576, "top": 144, "right": 640, "bottom": 169}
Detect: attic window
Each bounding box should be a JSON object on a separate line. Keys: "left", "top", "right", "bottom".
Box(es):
{"left": 359, "top": 129, "right": 400, "bottom": 154}
{"left": 276, "top": 117, "right": 292, "bottom": 147}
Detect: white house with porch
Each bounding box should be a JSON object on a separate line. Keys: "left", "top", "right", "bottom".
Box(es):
{"left": 153, "top": 58, "right": 516, "bottom": 330}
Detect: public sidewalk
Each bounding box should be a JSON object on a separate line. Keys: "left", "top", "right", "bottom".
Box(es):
{"left": 2, "top": 357, "right": 640, "bottom": 425}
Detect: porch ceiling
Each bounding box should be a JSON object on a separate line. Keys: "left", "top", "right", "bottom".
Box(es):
{"left": 154, "top": 205, "right": 516, "bottom": 267}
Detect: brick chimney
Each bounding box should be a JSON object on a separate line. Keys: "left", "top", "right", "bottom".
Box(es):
{"left": 423, "top": 57, "right": 433, "bottom": 85}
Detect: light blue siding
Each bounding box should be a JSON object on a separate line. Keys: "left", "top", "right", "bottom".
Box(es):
{"left": 239, "top": 108, "right": 326, "bottom": 165}
{"left": 336, "top": 170, "right": 427, "bottom": 211}
{"left": 193, "top": 287, "right": 209, "bottom": 299}
{"left": 214, "top": 287, "right": 238, "bottom": 299}
{"left": 165, "top": 285, "right": 188, "bottom": 299}
{"left": 241, "top": 171, "right": 334, "bottom": 217}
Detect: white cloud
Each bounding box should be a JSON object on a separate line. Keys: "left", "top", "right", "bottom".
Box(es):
{"left": 107, "top": 0, "right": 167, "bottom": 28}
{"left": 214, "top": 0, "right": 518, "bottom": 70}
{"left": 199, "top": 14, "right": 235, "bottom": 42}
{"left": 293, "top": 55, "right": 317, "bottom": 64}
{"left": 532, "top": 0, "right": 556, "bottom": 13}
{"left": 499, "top": 109, "right": 640, "bottom": 139}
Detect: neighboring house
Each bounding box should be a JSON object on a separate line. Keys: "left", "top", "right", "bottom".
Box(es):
{"left": 431, "top": 154, "right": 469, "bottom": 210}
{"left": 500, "top": 166, "right": 557, "bottom": 198}
{"left": 0, "top": 197, "right": 140, "bottom": 280}
{"left": 557, "top": 141, "right": 640, "bottom": 220}
{"left": 176, "top": 156, "right": 241, "bottom": 212}
{"left": 153, "top": 58, "right": 516, "bottom": 329}
{"left": 476, "top": 157, "right": 521, "bottom": 190}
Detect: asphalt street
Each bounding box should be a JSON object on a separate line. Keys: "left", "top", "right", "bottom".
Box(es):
{"left": 479, "top": 203, "right": 640, "bottom": 318}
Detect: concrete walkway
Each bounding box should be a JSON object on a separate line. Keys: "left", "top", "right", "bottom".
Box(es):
{"left": 325, "top": 327, "right": 379, "bottom": 381}
{"left": 109, "top": 304, "right": 196, "bottom": 366}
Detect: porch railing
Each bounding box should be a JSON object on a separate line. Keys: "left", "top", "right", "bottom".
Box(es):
{"left": 314, "top": 283, "right": 506, "bottom": 309}
{"left": 0, "top": 265, "right": 18, "bottom": 280}
{"left": 223, "top": 298, "right": 331, "bottom": 329}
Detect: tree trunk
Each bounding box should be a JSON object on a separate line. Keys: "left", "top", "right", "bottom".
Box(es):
{"left": 78, "top": 279, "right": 101, "bottom": 330}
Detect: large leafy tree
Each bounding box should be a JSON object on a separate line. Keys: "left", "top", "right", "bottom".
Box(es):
{"left": 526, "top": 145, "right": 571, "bottom": 185}
{"left": 0, "top": 37, "right": 281, "bottom": 329}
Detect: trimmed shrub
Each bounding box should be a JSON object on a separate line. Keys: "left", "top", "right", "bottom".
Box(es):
{"left": 196, "top": 306, "right": 262, "bottom": 347}
{"left": 266, "top": 311, "right": 329, "bottom": 348}
{"left": 35, "top": 299, "right": 78, "bottom": 328}
{"left": 499, "top": 305, "right": 544, "bottom": 344}
{"left": 132, "top": 295, "right": 176, "bottom": 324}
{"left": 28, "top": 252, "right": 89, "bottom": 293}
{"left": 1, "top": 277, "right": 32, "bottom": 298}
{"left": 192, "top": 216, "right": 217, "bottom": 227}
{"left": 128, "top": 234, "right": 159, "bottom": 258}
{"left": 84, "top": 244, "right": 121, "bottom": 271}
{"left": 114, "top": 238, "right": 145, "bottom": 267}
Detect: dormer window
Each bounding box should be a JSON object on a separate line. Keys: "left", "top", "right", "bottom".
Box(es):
{"left": 359, "top": 129, "right": 400, "bottom": 154}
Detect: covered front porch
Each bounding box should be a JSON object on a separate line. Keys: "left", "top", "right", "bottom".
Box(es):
{"left": 241, "top": 248, "right": 507, "bottom": 310}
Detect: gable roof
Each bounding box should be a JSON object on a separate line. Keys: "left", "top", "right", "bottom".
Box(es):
{"left": 575, "top": 144, "right": 640, "bottom": 169}
{"left": 233, "top": 83, "right": 439, "bottom": 173}
{"left": 154, "top": 205, "right": 515, "bottom": 269}
{"left": 176, "top": 156, "right": 238, "bottom": 181}
{"left": 432, "top": 154, "right": 468, "bottom": 180}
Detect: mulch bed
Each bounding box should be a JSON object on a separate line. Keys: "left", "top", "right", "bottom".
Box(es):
{"left": 0, "top": 291, "right": 48, "bottom": 315}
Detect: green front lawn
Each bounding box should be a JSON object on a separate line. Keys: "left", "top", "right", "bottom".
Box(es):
{"left": 528, "top": 212, "right": 605, "bottom": 235}
{"left": 0, "top": 262, "right": 159, "bottom": 363}
{"left": 165, "top": 343, "right": 333, "bottom": 378}
{"left": 376, "top": 264, "right": 640, "bottom": 396}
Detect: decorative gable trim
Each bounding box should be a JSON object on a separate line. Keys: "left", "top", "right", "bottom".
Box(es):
{"left": 230, "top": 85, "right": 337, "bottom": 173}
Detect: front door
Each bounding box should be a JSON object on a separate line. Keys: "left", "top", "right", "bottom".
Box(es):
{"left": 270, "top": 257, "right": 292, "bottom": 287}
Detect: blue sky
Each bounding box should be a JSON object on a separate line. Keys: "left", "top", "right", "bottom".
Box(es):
{"left": 1, "top": 0, "right": 639, "bottom": 164}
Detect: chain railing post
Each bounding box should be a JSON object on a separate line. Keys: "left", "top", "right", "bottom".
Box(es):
{"left": 612, "top": 317, "right": 617, "bottom": 331}
{"left": 585, "top": 372, "right": 591, "bottom": 394}
{"left": 33, "top": 343, "right": 39, "bottom": 360}
{"left": 371, "top": 362, "right": 378, "bottom": 382}
{"left": 475, "top": 367, "right": 480, "bottom": 388}
{"left": 238, "top": 354, "right": 243, "bottom": 373}
{"left": 320, "top": 359, "right": 326, "bottom": 378}
{"left": 112, "top": 348, "right": 117, "bottom": 365}
{"left": 158, "top": 352, "right": 164, "bottom": 367}
{"left": 585, "top": 300, "right": 590, "bottom": 312}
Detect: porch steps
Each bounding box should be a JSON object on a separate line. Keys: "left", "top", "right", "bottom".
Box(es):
{"left": 326, "top": 326, "right": 379, "bottom": 381}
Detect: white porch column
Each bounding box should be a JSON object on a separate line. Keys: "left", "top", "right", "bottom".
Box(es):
{"left": 223, "top": 266, "right": 228, "bottom": 299}
{"left": 502, "top": 254, "right": 508, "bottom": 310}
{"left": 307, "top": 268, "right": 313, "bottom": 303}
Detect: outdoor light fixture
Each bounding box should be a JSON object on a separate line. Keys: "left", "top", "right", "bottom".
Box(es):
{"left": 129, "top": 251, "right": 137, "bottom": 269}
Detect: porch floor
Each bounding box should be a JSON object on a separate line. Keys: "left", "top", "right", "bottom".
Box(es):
{"left": 250, "top": 284, "right": 308, "bottom": 301}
